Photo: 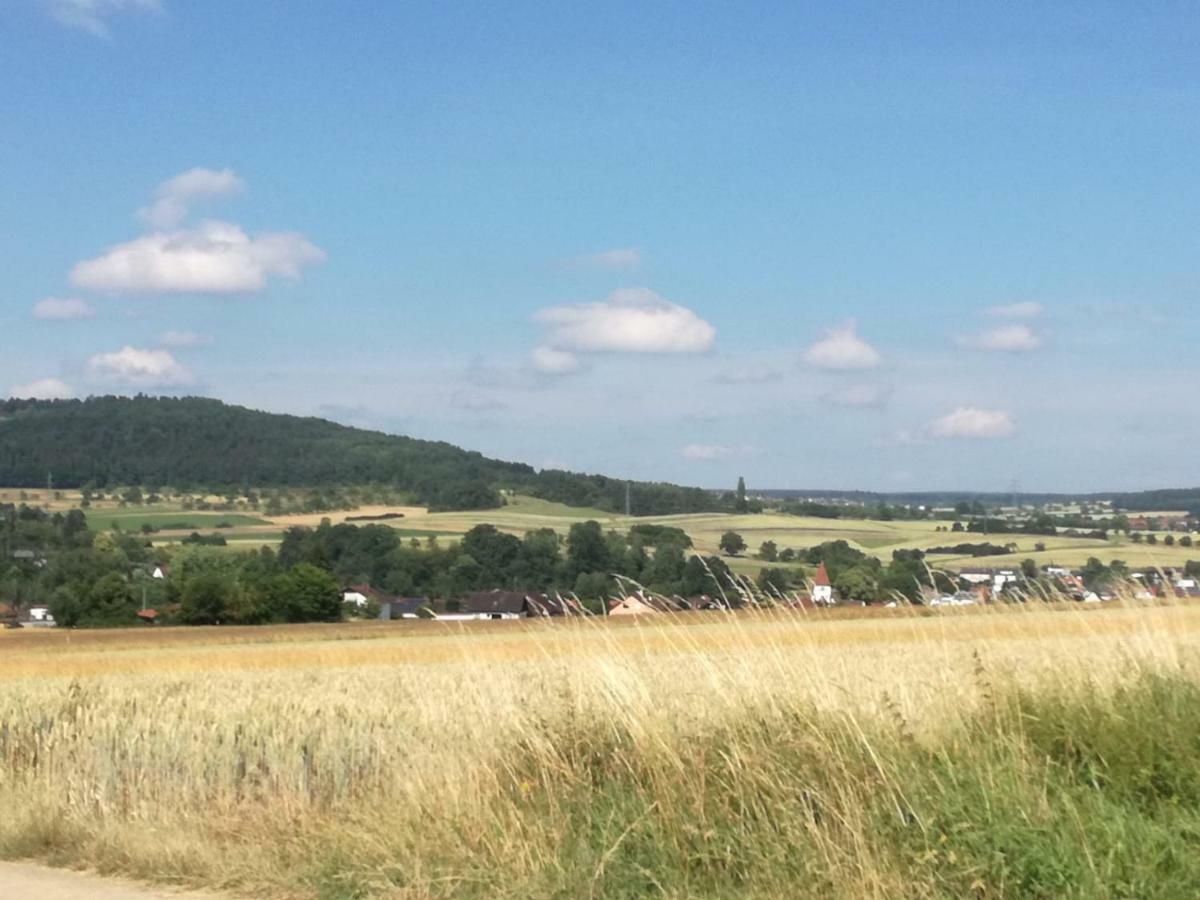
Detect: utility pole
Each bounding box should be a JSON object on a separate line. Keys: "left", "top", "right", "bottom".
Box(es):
{"left": 625, "top": 482, "right": 631, "bottom": 517}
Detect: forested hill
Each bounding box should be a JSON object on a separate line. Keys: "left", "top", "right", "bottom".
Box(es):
{"left": 0, "top": 396, "right": 722, "bottom": 514}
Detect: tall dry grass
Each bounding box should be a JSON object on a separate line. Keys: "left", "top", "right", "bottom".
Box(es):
{"left": 3, "top": 603, "right": 1200, "bottom": 897}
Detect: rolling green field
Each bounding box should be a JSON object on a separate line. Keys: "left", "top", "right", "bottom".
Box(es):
{"left": 83, "top": 510, "right": 272, "bottom": 532}
{"left": 7, "top": 487, "right": 1195, "bottom": 573}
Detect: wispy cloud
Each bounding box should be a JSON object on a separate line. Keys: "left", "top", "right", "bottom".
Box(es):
{"left": 821, "top": 383, "right": 892, "bottom": 408}
{"left": 31, "top": 296, "right": 94, "bottom": 320}
{"left": 956, "top": 324, "right": 1041, "bottom": 352}
{"left": 986, "top": 301, "right": 1043, "bottom": 318}
{"left": 46, "top": 0, "right": 161, "bottom": 38}
{"left": 530, "top": 345, "right": 582, "bottom": 375}
{"left": 159, "top": 330, "right": 212, "bottom": 348}
{"left": 563, "top": 247, "right": 642, "bottom": 271}
{"left": 8, "top": 377, "right": 76, "bottom": 400}
{"left": 450, "top": 390, "right": 506, "bottom": 412}
{"left": 138, "top": 167, "right": 243, "bottom": 229}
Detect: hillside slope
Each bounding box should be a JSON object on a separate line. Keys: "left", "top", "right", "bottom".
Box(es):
{"left": 0, "top": 396, "right": 720, "bottom": 514}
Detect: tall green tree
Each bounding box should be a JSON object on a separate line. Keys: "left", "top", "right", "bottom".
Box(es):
{"left": 566, "top": 521, "right": 610, "bottom": 578}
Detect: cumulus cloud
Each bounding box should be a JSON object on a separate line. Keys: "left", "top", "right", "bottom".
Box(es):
{"left": 802, "top": 322, "right": 882, "bottom": 370}
{"left": 138, "top": 167, "right": 244, "bottom": 229}
{"left": 159, "top": 330, "right": 212, "bottom": 347}
{"left": 46, "top": 0, "right": 160, "bottom": 37}
{"left": 956, "top": 324, "right": 1041, "bottom": 352}
{"left": 986, "top": 301, "right": 1043, "bottom": 318}
{"left": 8, "top": 378, "right": 76, "bottom": 400}
{"left": 87, "top": 346, "right": 194, "bottom": 386}
{"left": 71, "top": 220, "right": 325, "bottom": 294}
{"left": 928, "top": 407, "right": 1016, "bottom": 439}
{"left": 534, "top": 288, "right": 715, "bottom": 355}
{"left": 564, "top": 248, "right": 642, "bottom": 271}
{"left": 821, "top": 383, "right": 892, "bottom": 408}
{"left": 530, "top": 345, "right": 581, "bottom": 375}
{"left": 31, "top": 296, "right": 94, "bottom": 320}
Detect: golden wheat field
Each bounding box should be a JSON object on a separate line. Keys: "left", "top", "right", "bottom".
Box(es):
{"left": 4, "top": 605, "right": 1200, "bottom": 898}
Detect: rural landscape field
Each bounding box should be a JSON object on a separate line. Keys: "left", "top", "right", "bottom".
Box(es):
{"left": 7, "top": 485, "right": 1196, "bottom": 574}
{"left": 7, "top": 3, "right": 1200, "bottom": 898}
{"left": 5, "top": 602, "right": 1200, "bottom": 898}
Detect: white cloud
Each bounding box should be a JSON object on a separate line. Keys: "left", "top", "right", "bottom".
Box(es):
{"left": 46, "top": 0, "right": 160, "bottom": 37}
{"left": 928, "top": 407, "right": 1016, "bottom": 439}
{"left": 87, "top": 346, "right": 194, "bottom": 386}
{"left": 8, "top": 378, "right": 76, "bottom": 400}
{"left": 802, "top": 321, "right": 883, "bottom": 370}
{"left": 956, "top": 324, "right": 1041, "bottom": 352}
{"left": 986, "top": 301, "right": 1043, "bottom": 318}
{"left": 159, "top": 330, "right": 212, "bottom": 348}
{"left": 530, "top": 345, "right": 581, "bottom": 375}
{"left": 138, "top": 167, "right": 244, "bottom": 229}
{"left": 534, "top": 288, "right": 715, "bottom": 354}
{"left": 31, "top": 296, "right": 94, "bottom": 320}
{"left": 71, "top": 220, "right": 325, "bottom": 294}
{"left": 564, "top": 248, "right": 643, "bottom": 271}
{"left": 821, "top": 383, "right": 892, "bottom": 408}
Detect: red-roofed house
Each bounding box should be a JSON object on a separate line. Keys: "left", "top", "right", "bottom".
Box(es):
{"left": 811, "top": 562, "right": 834, "bottom": 606}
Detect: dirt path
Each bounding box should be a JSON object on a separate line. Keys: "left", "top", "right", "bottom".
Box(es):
{"left": 0, "top": 862, "right": 227, "bottom": 899}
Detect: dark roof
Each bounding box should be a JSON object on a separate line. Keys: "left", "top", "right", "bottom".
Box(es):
{"left": 461, "top": 591, "right": 532, "bottom": 615}
{"left": 525, "top": 594, "right": 586, "bottom": 616}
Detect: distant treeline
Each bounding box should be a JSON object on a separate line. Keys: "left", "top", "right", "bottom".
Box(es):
{"left": 764, "top": 487, "right": 1200, "bottom": 514}
{"left": 0, "top": 397, "right": 724, "bottom": 515}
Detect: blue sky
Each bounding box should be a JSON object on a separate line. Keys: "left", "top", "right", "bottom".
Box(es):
{"left": 2, "top": 1, "right": 1198, "bottom": 492}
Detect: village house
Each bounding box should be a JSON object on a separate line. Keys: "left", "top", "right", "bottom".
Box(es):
{"left": 454, "top": 591, "right": 532, "bottom": 620}
{"left": 608, "top": 593, "right": 660, "bottom": 616}
{"left": 341, "top": 584, "right": 384, "bottom": 609}
{"left": 22, "top": 605, "right": 55, "bottom": 627}
{"left": 810, "top": 562, "right": 834, "bottom": 605}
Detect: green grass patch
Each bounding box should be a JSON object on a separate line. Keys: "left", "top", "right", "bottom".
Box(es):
{"left": 85, "top": 510, "right": 271, "bottom": 532}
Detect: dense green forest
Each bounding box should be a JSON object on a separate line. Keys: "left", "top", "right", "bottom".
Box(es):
{"left": 0, "top": 396, "right": 722, "bottom": 514}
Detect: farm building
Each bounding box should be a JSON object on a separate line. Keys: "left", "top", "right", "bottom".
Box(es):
{"left": 22, "top": 605, "right": 55, "bottom": 626}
